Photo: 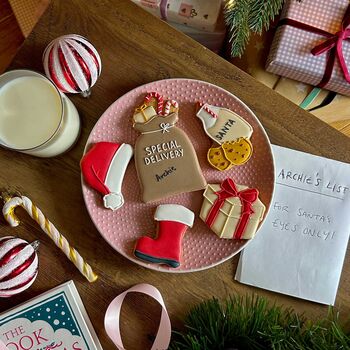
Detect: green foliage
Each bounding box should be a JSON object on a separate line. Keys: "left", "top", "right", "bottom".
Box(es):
{"left": 224, "top": 0, "right": 285, "bottom": 57}
{"left": 249, "top": 1, "right": 284, "bottom": 33}
{"left": 170, "top": 295, "right": 350, "bottom": 350}
{"left": 224, "top": 0, "right": 251, "bottom": 58}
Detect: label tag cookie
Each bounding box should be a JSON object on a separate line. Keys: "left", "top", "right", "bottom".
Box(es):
{"left": 133, "top": 97, "right": 206, "bottom": 203}
{"left": 196, "top": 103, "right": 253, "bottom": 144}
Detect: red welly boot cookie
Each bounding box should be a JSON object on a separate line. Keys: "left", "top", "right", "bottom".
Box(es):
{"left": 134, "top": 204, "right": 195, "bottom": 268}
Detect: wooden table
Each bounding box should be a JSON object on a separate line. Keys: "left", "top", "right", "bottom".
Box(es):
{"left": 1, "top": 0, "right": 349, "bottom": 348}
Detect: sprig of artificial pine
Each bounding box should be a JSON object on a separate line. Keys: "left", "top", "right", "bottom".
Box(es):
{"left": 224, "top": 0, "right": 293, "bottom": 58}
{"left": 170, "top": 295, "right": 350, "bottom": 350}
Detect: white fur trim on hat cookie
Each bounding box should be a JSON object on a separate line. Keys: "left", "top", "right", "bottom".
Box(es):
{"left": 105, "top": 143, "right": 133, "bottom": 194}
{"left": 103, "top": 193, "right": 124, "bottom": 211}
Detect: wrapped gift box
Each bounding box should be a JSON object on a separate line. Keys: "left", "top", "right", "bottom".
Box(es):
{"left": 169, "top": 9, "right": 226, "bottom": 52}
{"left": 232, "top": 30, "right": 350, "bottom": 126}
{"left": 131, "top": 0, "right": 222, "bottom": 32}
{"left": 266, "top": 0, "right": 350, "bottom": 96}
{"left": 200, "top": 179, "right": 265, "bottom": 240}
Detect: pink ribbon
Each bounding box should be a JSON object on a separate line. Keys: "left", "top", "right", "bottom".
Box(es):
{"left": 104, "top": 284, "right": 171, "bottom": 350}
{"left": 159, "top": 0, "right": 168, "bottom": 20}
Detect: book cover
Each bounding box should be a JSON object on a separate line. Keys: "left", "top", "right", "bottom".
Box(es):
{"left": 0, "top": 281, "right": 103, "bottom": 350}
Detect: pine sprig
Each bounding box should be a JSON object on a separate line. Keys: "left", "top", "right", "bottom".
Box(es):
{"left": 170, "top": 295, "right": 350, "bottom": 350}
{"left": 224, "top": 0, "right": 287, "bottom": 58}
{"left": 224, "top": 0, "right": 251, "bottom": 58}
{"left": 249, "top": 0, "right": 284, "bottom": 33}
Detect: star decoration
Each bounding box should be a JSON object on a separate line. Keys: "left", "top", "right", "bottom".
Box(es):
{"left": 296, "top": 83, "right": 307, "bottom": 93}
{"left": 254, "top": 41, "right": 264, "bottom": 51}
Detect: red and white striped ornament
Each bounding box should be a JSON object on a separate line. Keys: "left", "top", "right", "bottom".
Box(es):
{"left": 0, "top": 236, "right": 39, "bottom": 297}
{"left": 43, "top": 34, "right": 101, "bottom": 97}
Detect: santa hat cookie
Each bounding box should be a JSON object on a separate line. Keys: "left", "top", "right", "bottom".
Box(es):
{"left": 81, "top": 142, "right": 133, "bottom": 211}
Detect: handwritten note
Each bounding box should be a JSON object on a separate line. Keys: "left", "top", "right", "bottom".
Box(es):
{"left": 235, "top": 145, "right": 350, "bottom": 305}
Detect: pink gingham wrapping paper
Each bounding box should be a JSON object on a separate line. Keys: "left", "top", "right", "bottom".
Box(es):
{"left": 266, "top": 0, "right": 350, "bottom": 96}
{"left": 130, "top": 0, "right": 222, "bottom": 32}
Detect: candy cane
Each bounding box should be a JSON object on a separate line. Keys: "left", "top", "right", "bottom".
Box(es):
{"left": 163, "top": 99, "right": 179, "bottom": 116}
{"left": 2, "top": 195, "right": 98, "bottom": 283}
{"left": 144, "top": 92, "right": 164, "bottom": 115}
{"left": 197, "top": 102, "right": 218, "bottom": 119}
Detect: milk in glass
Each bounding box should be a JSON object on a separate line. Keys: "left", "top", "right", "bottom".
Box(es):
{"left": 0, "top": 70, "right": 80, "bottom": 157}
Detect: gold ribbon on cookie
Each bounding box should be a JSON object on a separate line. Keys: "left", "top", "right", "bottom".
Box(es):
{"left": 135, "top": 104, "right": 149, "bottom": 122}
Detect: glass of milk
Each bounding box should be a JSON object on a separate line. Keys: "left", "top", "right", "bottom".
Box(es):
{"left": 0, "top": 69, "right": 80, "bottom": 157}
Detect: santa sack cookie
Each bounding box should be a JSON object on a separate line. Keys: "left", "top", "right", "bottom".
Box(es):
{"left": 81, "top": 142, "right": 133, "bottom": 210}
{"left": 133, "top": 99, "right": 206, "bottom": 203}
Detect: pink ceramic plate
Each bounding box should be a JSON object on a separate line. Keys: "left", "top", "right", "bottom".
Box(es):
{"left": 82, "top": 79, "right": 275, "bottom": 272}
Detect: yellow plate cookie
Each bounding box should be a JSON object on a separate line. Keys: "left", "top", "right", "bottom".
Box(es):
{"left": 207, "top": 145, "right": 233, "bottom": 171}
{"left": 222, "top": 138, "right": 253, "bottom": 165}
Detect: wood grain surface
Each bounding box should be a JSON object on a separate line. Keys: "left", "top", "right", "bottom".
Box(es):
{"left": 0, "top": 0, "right": 24, "bottom": 73}
{"left": 1, "top": 1, "right": 350, "bottom": 349}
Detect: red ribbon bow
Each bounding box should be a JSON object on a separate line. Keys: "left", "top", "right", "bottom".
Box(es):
{"left": 205, "top": 178, "right": 258, "bottom": 240}
{"left": 280, "top": 4, "right": 350, "bottom": 88}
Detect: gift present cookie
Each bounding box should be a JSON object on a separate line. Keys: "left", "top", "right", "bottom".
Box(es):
{"left": 133, "top": 104, "right": 157, "bottom": 124}
{"left": 200, "top": 178, "right": 265, "bottom": 239}
{"left": 133, "top": 94, "right": 207, "bottom": 203}
{"left": 81, "top": 142, "right": 133, "bottom": 211}
{"left": 134, "top": 204, "right": 195, "bottom": 268}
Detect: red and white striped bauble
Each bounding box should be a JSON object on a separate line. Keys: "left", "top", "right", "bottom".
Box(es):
{"left": 43, "top": 34, "right": 101, "bottom": 97}
{"left": 0, "top": 236, "right": 39, "bottom": 297}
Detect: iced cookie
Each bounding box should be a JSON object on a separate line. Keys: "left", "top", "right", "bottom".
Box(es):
{"left": 196, "top": 103, "right": 253, "bottom": 144}
{"left": 207, "top": 145, "right": 233, "bottom": 171}
{"left": 200, "top": 178, "right": 265, "bottom": 239}
{"left": 133, "top": 93, "right": 179, "bottom": 123}
{"left": 222, "top": 138, "right": 253, "bottom": 165}
{"left": 133, "top": 96, "right": 207, "bottom": 203}
{"left": 81, "top": 142, "right": 133, "bottom": 211}
{"left": 133, "top": 104, "right": 157, "bottom": 124}
{"left": 134, "top": 204, "right": 194, "bottom": 268}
